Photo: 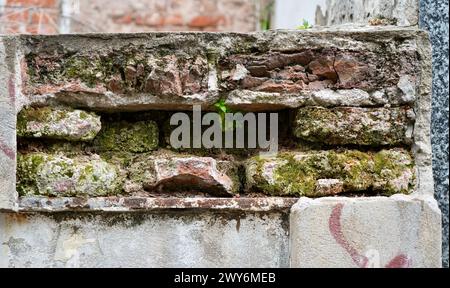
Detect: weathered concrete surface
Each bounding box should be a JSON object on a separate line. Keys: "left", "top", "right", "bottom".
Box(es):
{"left": 17, "top": 107, "right": 101, "bottom": 141}
{"left": 0, "top": 37, "right": 18, "bottom": 211}
{"left": 17, "top": 28, "right": 425, "bottom": 112}
{"left": 18, "top": 197, "right": 298, "bottom": 212}
{"left": 290, "top": 195, "right": 442, "bottom": 268}
{"left": 0, "top": 211, "right": 289, "bottom": 268}
{"left": 317, "top": 0, "right": 419, "bottom": 26}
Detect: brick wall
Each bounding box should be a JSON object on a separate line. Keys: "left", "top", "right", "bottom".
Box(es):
{"left": 73, "top": 0, "right": 260, "bottom": 33}
{"left": 0, "top": 28, "right": 442, "bottom": 267}
{"left": 0, "top": 0, "right": 60, "bottom": 34}
{"left": 0, "top": 0, "right": 262, "bottom": 34}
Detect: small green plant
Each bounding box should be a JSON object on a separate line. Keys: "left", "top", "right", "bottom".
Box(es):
{"left": 214, "top": 99, "right": 233, "bottom": 131}
{"left": 297, "top": 19, "right": 312, "bottom": 30}
{"left": 214, "top": 99, "right": 244, "bottom": 132}
{"left": 214, "top": 99, "right": 229, "bottom": 115}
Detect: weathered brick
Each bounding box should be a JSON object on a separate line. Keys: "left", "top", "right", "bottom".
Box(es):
{"left": 245, "top": 149, "right": 415, "bottom": 197}
{"left": 94, "top": 120, "right": 159, "bottom": 153}
{"left": 294, "top": 107, "right": 414, "bottom": 146}
{"left": 20, "top": 29, "right": 424, "bottom": 111}
{"left": 125, "top": 154, "right": 240, "bottom": 196}
{"left": 17, "top": 153, "right": 123, "bottom": 197}
{"left": 17, "top": 107, "right": 101, "bottom": 141}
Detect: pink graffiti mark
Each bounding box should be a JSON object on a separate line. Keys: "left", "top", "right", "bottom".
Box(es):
{"left": 0, "top": 139, "right": 15, "bottom": 160}
{"left": 385, "top": 254, "right": 411, "bottom": 268}
{"left": 329, "top": 203, "right": 369, "bottom": 267}
{"left": 328, "top": 203, "right": 411, "bottom": 268}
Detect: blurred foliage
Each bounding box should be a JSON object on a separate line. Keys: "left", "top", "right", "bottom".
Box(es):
{"left": 297, "top": 19, "right": 312, "bottom": 30}
{"left": 260, "top": 0, "right": 275, "bottom": 31}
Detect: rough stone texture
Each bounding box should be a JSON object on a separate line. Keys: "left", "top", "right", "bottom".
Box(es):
{"left": 246, "top": 149, "right": 415, "bottom": 197}
{"left": 290, "top": 195, "right": 442, "bottom": 268}
{"left": 0, "top": 37, "right": 18, "bottom": 211}
{"left": 18, "top": 197, "right": 298, "bottom": 212}
{"left": 318, "top": 0, "right": 419, "bottom": 26}
{"left": 420, "top": 0, "right": 449, "bottom": 268}
{"left": 17, "top": 107, "right": 101, "bottom": 141}
{"left": 294, "top": 107, "right": 414, "bottom": 146}
{"left": 0, "top": 29, "right": 441, "bottom": 267}
{"left": 94, "top": 120, "right": 159, "bottom": 152}
{"left": 125, "top": 155, "right": 240, "bottom": 196}
{"left": 0, "top": 211, "right": 289, "bottom": 268}
{"left": 17, "top": 28, "right": 424, "bottom": 112}
{"left": 17, "top": 153, "right": 123, "bottom": 197}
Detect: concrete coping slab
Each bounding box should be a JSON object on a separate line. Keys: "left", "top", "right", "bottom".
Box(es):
{"left": 18, "top": 196, "right": 299, "bottom": 212}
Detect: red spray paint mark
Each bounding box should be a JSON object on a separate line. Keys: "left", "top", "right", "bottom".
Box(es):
{"left": 329, "top": 203, "right": 368, "bottom": 267}
{"left": 0, "top": 139, "right": 15, "bottom": 160}
{"left": 328, "top": 203, "right": 411, "bottom": 268}
{"left": 385, "top": 254, "right": 411, "bottom": 268}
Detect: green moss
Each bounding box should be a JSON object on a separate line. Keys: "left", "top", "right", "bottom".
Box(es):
{"left": 247, "top": 149, "right": 415, "bottom": 197}
{"left": 17, "top": 107, "right": 51, "bottom": 136}
{"left": 65, "top": 57, "right": 103, "bottom": 88}
{"left": 17, "top": 106, "right": 101, "bottom": 141}
{"left": 17, "top": 153, "right": 50, "bottom": 196}
{"left": 273, "top": 154, "right": 317, "bottom": 196}
{"left": 17, "top": 153, "right": 123, "bottom": 197}
{"left": 79, "top": 111, "right": 89, "bottom": 120}
{"left": 206, "top": 48, "right": 220, "bottom": 65}
{"left": 217, "top": 161, "right": 242, "bottom": 194}
{"left": 294, "top": 107, "right": 408, "bottom": 146}
{"left": 100, "top": 151, "right": 136, "bottom": 167}
{"left": 94, "top": 120, "right": 159, "bottom": 153}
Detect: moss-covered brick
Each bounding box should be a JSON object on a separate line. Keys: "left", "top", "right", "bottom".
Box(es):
{"left": 245, "top": 149, "right": 415, "bottom": 197}
{"left": 293, "top": 107, "right": 414, "bottom": 146}
{"left": 17, "top": 153, "right": 123, "bottom": 197}
{"left": 17, "top": 107, "right": 101, "bottom": 141}
{"left": 94, "top": 120, "right": 159, "bottom": 153}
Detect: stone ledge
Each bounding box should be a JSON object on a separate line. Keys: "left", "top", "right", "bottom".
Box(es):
{"left": 290, "top": 194, "right": 442, "bottom": 267}
{"left": 18, "top": 196, "right": 298, "bottom": 212}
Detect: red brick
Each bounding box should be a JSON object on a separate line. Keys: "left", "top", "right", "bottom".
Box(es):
{"left": 4, "top": 23, "right": 23, "bottom": 34}
{"left": 25, "top": 25, "right": 39, "bottom": 34}
{"left": 7, "top": 0, "right": 58, "bottom": 8}
{"left": 112, "top": 13, "right": 135, "bottom": 25}
{"left": 135, "top": 14, "right": 164, "bottom": 27}
{"left": 30, "top": 10, "right": 58, "bottom": 25}
{"left": 3, "top": 10, "right": 30, "bottom": 23}
{"left": 164, "top": 14, "right": 184, "bottom": 26}
{"left": 188, "top": 15, "right": 225, "bottom": 28}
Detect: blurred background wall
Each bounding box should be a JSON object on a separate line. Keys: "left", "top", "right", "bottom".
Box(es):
{"left": 0, "top": 0, "right": 263, "bottom": 34}
{"left": 0, "top": 0, "right": 328, "bottom": 34}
